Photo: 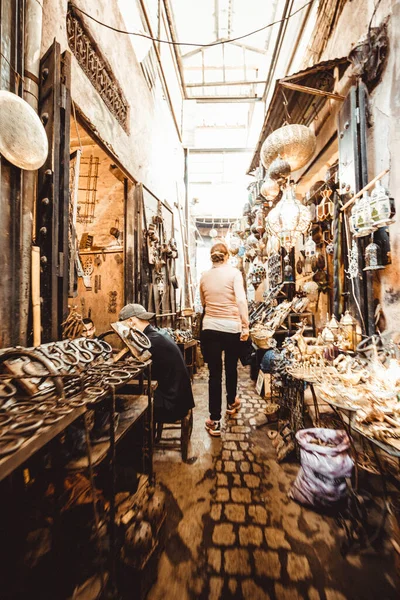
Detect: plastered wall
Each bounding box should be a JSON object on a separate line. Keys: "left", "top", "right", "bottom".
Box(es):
{"left": 41, "top": 0, "right": 184, "bottom": 208}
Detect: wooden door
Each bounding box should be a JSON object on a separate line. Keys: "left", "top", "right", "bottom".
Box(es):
{"left": 36, "top": 41, "right": 71, "bottom": 341}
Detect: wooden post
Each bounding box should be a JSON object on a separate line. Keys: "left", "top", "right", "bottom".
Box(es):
{"left": 32, "top": 247, "right": 41, "bottom": 346}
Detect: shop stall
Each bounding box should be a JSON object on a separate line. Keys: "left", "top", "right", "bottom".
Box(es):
{"left": 234, "top": 48, "right": 399, "bottom": 557}
{"left": 0, "top": 330, "right": 169, "bottom": 599}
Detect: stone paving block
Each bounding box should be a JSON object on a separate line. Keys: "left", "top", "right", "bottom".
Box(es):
{"left": 240, "top": 442, "right": 250, "bottom": 450}
{"left": 231, "top": 425, "right": 251, "bottom": 433}
{"left": 215, "top": 460, "right": 222, "bottom": 471}
{"left": 308, "top": 587, "right": 321, "bottom": 600}
{"left": 207, "top": 548, "right": 221, "bottom": 572}
{"left": 246, "top": 451, "right": 255, "bottom": 461}
{"left": 236, "top": 419, "right": 244, "bottom": 425}
{"left": 287, "top": 553, "right": 311, "bottom": 581}
{"left": 224, "top": 548, "right": 251, "bottom": 575}
{"left": 222, "top": 450, "right": 231, "bottom": 460}
{"left": 209, "top": 576, "right": 224, "bottom": 600}
{"left": 254, "top": 549, "right": 281, "bottom": 579}
{"left": 224, "top": 441, "right": 238, "bottom": 450}
{"left": 212, "top": 523, "right": 236, "bottom": 545}
{"left": 239, "top": 525, "right": 263, "bottom": 546}
{"left": 216, "top": 487, "right": 230, "bottom": 502}
{"left": 325, "top": 589, "right": 347, "bottom": 600}
{"left": 243, "top": 474, "right": 261, "bottom": 488}
{"left": 248, "top": 505, "right": 267, "bottom": 525}
{"left": 232, "top": 474, "right": 242, "bottom": 486}
{"left": 228, "top": 578, "right": 238, "bottom": 595}
{"left": 224, "top": 503, "right": 246, "bottom": 523}
{"left": 231, "top": 487, "right": 252, "bottom": 503}
{"left": 240, "top": 462, "right": 251, "bottom": 473}
{"left": 210, "top": 503, "right": 222, "bottom": 521}
{"left": 224, "top": 461, "right": 236, "bottom": 473}
{"left": 242, "top": 579, "right": 271, "bottom": 600}
{"left": 217, "top": 473, "right": 228, "bottom": 486}
{"left": 189, "top": 576, "right": 203, "bottom": 596}
{"left": 232, "top": 450, "right": 245, "bottom": 461}
{"left": 275, "top": 583, "right": 303, "bottom": 600}
{"left": 225, "top": 433, "right": 246, "bottom": 441}
{"left": 252, "top": 463, "right": 262, "bottom": 473}
{"left": 264, "top": 527, "right": 291, "bottom": 549}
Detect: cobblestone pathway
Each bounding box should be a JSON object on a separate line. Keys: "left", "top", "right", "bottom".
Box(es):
{"left": 149, "top": 366, "right": 399, "bottom": 600}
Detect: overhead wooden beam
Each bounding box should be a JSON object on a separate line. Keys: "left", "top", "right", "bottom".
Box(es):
{"left": 138, "top": 0, "right": 182, "bottom": 142}
{"left": 279, "top": 80, "right": 345, "bottom": 100}
{"left": 162, "top": 0, "right": 188, "bottom": 98}
{"left": 186, "top": 79, "right": 263, "bottom": 87}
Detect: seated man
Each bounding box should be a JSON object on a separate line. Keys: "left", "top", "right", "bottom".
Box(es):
{"left": 82, "top": 317, "right": 96, "bottom": 339}
{"left": 118, "top": 304, "right": 195, "bottom": 423}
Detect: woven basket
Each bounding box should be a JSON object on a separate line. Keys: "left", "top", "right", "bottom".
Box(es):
{"left": 251, "top": 331, "right": 274, "bottom": 349}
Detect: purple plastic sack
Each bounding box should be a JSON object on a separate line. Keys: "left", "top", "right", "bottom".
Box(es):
{"left": 289, "top": 428, "right": 353, "bottom": 507}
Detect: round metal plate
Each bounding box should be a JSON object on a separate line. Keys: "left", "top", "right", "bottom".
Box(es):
{"left": 0, "top": 90, "right": 48, "bottom": 170}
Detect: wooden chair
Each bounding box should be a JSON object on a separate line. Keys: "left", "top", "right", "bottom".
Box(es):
{"left": 154, "top": 409, "right": 193, "bottom": 462}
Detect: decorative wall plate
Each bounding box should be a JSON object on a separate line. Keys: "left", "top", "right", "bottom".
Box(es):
{"left": 0, "top": 90, "right": 48, "bottom": 170}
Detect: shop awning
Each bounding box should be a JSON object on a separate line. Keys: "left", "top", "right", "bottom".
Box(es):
{"left": 247, "top": 57, "right": 350, "bottom": 175}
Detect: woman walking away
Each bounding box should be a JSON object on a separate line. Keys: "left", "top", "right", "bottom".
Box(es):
{"left": 200, "top": 242, "right": 249, "bottom": 437}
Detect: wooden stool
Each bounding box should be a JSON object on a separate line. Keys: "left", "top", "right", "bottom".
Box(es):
{"left": 154, "top": 409, "right": 193, "bottom": 462}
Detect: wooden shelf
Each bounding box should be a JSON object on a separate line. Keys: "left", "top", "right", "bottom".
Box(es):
{"left": 0, "top": 406, "right": 86, "bottom": 483}
{"left": 78, "top": 247, "right": 123, "bottom": 255}
{"left": 66, "top": 395, "right": 148, "bottom": 471}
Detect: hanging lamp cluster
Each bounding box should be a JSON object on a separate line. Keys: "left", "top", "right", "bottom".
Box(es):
{"left": 266, "top": 184, "right": 311, "bottom": 252}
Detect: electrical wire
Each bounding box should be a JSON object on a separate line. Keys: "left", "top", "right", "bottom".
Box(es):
{"left": 70, "top": 1, "right": 313, "bottom": 48}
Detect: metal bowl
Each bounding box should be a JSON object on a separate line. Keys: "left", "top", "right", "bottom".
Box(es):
{"left": 0, "top": 90, "right": 48, "bottom": 170}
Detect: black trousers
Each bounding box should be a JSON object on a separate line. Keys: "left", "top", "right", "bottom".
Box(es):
{"left": 201, "top": 329, "right": 240, "bottom": 421}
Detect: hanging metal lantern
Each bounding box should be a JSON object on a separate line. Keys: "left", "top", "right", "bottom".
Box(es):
{"left": 328, "top": 314, "right": 340, "bottom": 336}
{"left": 340, "top": 310, "right": 357, "bottom": 350}
{"left": 261, "top": 124, "right": 317, "bottom": 172}
{"left": 363, "top": 240, "right": 385, "bottom": 271}
{"left": 266, "top": 234, "right": 280, "bottom": 256}
{"left": 268, "top": 156, "right": 291, "bottom": 183}
{"left": 351, "top": 193, "right": 374, "bottom": 237}
{"left": 304, "top": 234, "right": 316, "bottom": 258}
{"left": 266, "top": 185, "right": 311, "bottom": 251}
{"left": 260, "top": 177, "right": 280, "bottom": 201}
{"left": 369, "top": 180, "right": 396, "bottom": 227}
{"left": 254, "top": 207, "right": 265, "bottom": 233}
{"left": 316, "top": 189, "right": 334, "bottom": 221}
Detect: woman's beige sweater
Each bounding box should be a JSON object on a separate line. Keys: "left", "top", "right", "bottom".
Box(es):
{"left": 199, "top": 263, "right": 249, "bottom": 333}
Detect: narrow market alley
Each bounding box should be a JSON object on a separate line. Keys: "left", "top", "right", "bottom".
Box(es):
{"left": 149, "top": 366, "right": 399, "bottom": 600}
{"left": 1, "top": 1, "right": 400, "bottom": 598}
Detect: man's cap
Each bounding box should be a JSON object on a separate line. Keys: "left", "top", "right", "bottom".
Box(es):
{"left": 118, "top": 303, "right": 155, "bottom": 321}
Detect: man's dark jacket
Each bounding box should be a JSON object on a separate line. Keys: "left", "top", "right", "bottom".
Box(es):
{"left": 144, "top": 325, "right": 195, "bottom": 420}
